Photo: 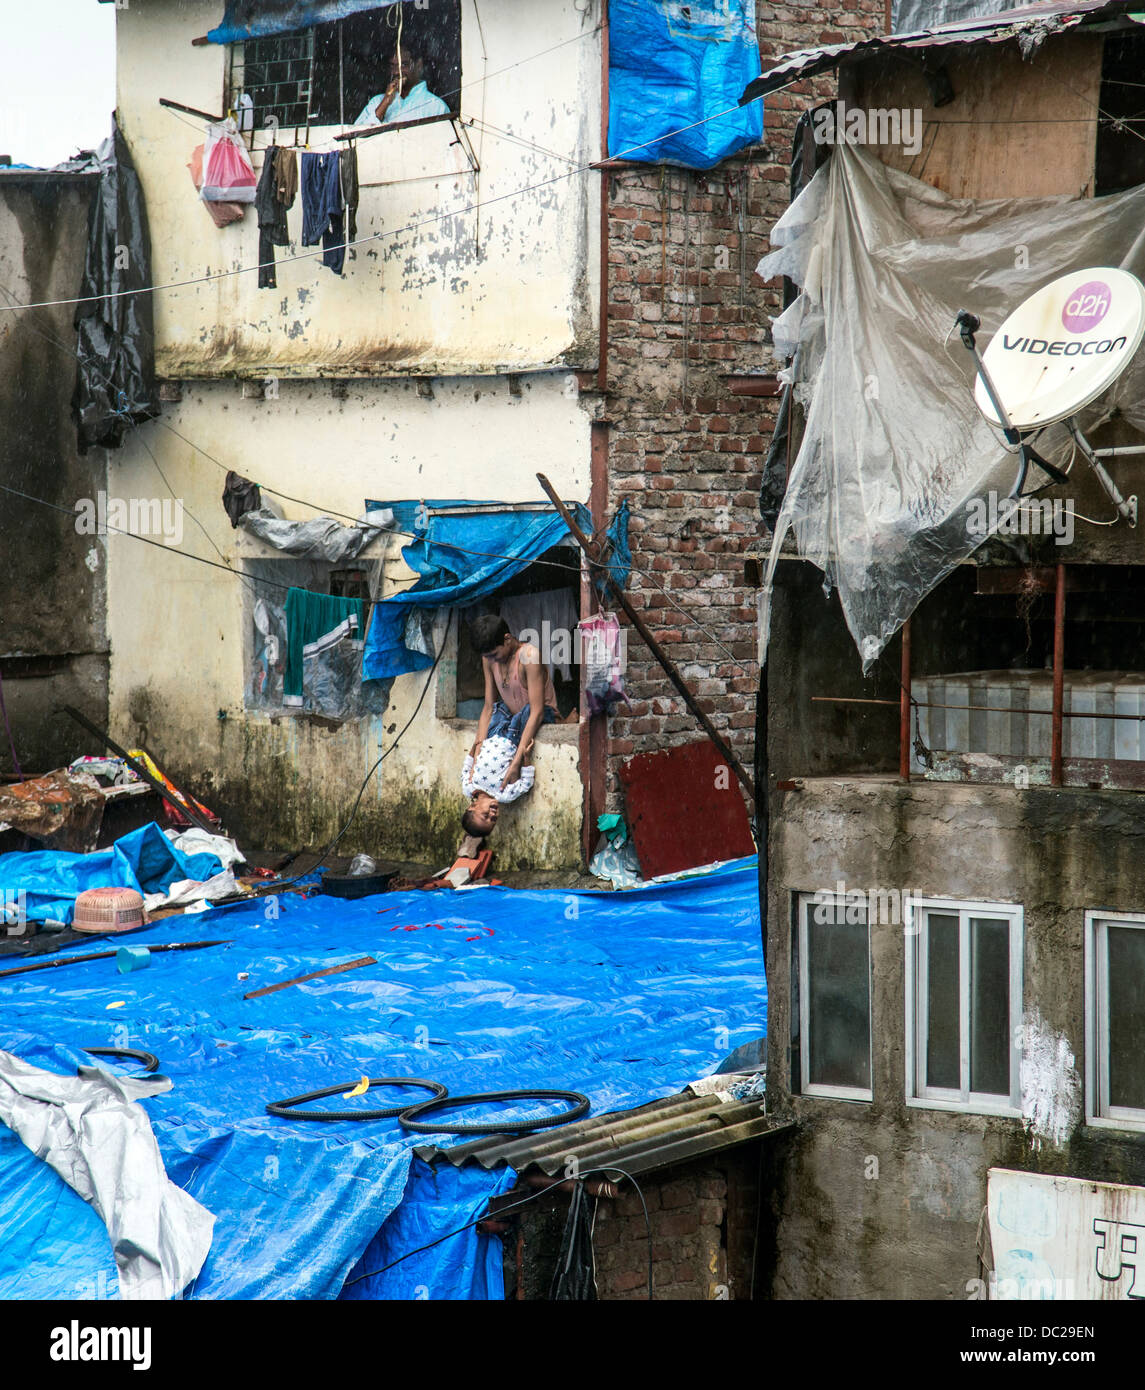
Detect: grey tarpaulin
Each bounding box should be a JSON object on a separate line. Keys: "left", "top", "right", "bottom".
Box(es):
{"left": 0, "top": 1051, "right": 214, "bottom": 1300}
{"left": 756, "top": 141, "right": 1145, "bottom": 671}
{"left": 73, "top": 116, "right": 158, "bottom": 453}
{"left": 237, "top": 505, "right": 394, "bottom": 563}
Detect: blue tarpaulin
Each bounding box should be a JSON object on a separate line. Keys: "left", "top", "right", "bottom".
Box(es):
{"left": 362, "top": 500, "right": 612, "bottom": 683}
{"left": 0, "top": 823, "right": 223, "bottom": 926}
{"left": 207, "top": 1, "right": 396, "bottom": 45}
{"left": 609, "top": 0, "right": 764, "bottom": 169}
{"left": 0, "top": 852, "right": 765, "bottom": 1300}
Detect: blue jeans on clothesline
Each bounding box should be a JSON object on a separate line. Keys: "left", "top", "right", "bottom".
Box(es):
{"left": 487, "top": 701, "right": 557, "bottom": 748}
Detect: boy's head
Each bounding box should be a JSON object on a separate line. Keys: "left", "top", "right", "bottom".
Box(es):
{"left": 461, "top": 790, "right": 499, "bottom": 838}
{"left": 472, "top": 613, "right": 511, "bottom": 660}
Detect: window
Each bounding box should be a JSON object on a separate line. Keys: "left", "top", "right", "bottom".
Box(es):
{"left": 906, "top": 899, "right": 1023, "bottom": 1114}
{"left": 227, "top": 2, "right": 462, "bottom": 132}
{"left": 795, "top": 893, "right": 873, "bottom": 1101}
{"left": 1086, "top": 912, "right": 1145, "bottom": 1131}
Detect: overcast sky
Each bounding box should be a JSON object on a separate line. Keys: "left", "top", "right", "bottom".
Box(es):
{"left": 1, "top": 0, "right": 117, "bottom": 166}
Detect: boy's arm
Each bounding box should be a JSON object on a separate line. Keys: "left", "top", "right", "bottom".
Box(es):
{"left": 499, "top": 763, "right": 535, "bottom": 803}
{"left": 472, "top": 657, "right": 496, "bottom": 753}
{"left": 501, "top": 652, "right": 547, "bottom": 788}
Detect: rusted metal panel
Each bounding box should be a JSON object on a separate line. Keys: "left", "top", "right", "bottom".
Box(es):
{"left": 618, "top": 740, "right": 756, "bottom": 879}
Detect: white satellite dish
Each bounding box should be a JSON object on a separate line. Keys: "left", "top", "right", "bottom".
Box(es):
{"left": 956, "top": 267, "right": 1145, "bottom": 525}
{"left": 974, "top": 267, "right": 1145, "bottom": 428}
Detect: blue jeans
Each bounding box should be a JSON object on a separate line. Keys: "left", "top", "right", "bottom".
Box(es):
{"left": 486, "top": 701, "right": 557, "bottom": 748}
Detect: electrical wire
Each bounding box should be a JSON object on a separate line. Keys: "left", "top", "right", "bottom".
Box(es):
{"left": 342, "top": 1162, "right": 653, "bottom": 1300}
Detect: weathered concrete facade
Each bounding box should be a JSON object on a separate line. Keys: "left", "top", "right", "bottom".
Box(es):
{"left": 0, "top": 171, "right": 107, "bottom": 776}
{"left": 764, "top": 778, "right": 1145, "bottom": 1299}
{"left": 103, "top": 0, "right": 601, "bottom": 867}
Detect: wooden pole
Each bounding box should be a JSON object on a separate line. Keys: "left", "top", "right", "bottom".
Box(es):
{"left": 537, "top": 473, "right": 756, "bottom": 804}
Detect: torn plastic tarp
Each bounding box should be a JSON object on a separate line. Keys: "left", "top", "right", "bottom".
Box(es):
{"left": 73, "top": 116, "right": 157, "bottom": 453}
{"left": 757, "top": 141, "right": 1145, "bottom": 672}
{"left": 0, "top": 1051, "right": 213, "bottom": 1299}
{"left": 0, "top": 822, "right": 223, "bottom": 924}
{"left": 207, "top": 0, "right": 397, "bottom": 44}
{"left": 238, "top": 505, "right": 394, "bottom": 564}
{"left": 609, "top": 0, "right": 763, "bottom": 168}
{"left": 0, "top": 857, "right": 764, "bottom": 1299}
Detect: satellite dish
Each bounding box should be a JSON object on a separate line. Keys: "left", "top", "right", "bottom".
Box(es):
{"left": 956, "top": 268, "right": 1145, "bottom": 525}
{"left": 974, "top": 267, "right": 1145, "bottom": 428}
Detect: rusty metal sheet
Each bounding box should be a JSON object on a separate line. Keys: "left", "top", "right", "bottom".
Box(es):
{"left": 618, "top": 741, "right": 756, "bottom": 879}
{"left": 0, "top": 770, "right": 105, "bottom": 852}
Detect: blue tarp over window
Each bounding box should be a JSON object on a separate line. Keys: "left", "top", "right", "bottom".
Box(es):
{"left": 608, "top": 0, "right": 764, "bottom": 169}
{"left": 0, "top": 853, "right": 765, "bottom": 1299}
{"left": 361, "top": 500, "right": 597, "bottom": 683}
{"left": 207, "top": 1, "right": 396, "bottom": 45}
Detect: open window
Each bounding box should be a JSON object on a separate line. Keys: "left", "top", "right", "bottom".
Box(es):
{"left": 447, "top": 544, "right": 582, "bottom": 723}
{"left": 225, "top": 1, "right": 462, "bottom": 132}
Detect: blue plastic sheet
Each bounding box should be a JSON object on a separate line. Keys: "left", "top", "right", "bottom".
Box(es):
{"left": 207, "top": 1, "right": 397, "bottom": 45}
{"left": 0, "top": 853, "right": 765, "bottom": 1299}
{"left": 0, "top": 824, "right": 223, "bottom": 925}
{"left": 609, "top": 0, "right": 764, "bottom": 169}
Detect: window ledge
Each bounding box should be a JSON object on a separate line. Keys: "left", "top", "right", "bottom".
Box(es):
{"left": 905, "top": 1097, "right": 1022, "bottom": 1119}
{"left": 438, "top": 716, "right": 580, "bottom": 744}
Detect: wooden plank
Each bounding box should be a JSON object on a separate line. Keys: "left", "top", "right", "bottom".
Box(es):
{"left": 243, "top": 955, "right": 376, "bottom": 1000}
{"left": 846, "top": 34, "right": 1103, "bottom": 200}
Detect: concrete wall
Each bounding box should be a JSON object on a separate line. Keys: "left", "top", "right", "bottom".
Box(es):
{"left": 102, "top": 0, "right": 603, "bottom": 867}
{"left": 107, "top": 371, "right": 588, "bottom": 866}
{"left": 0, "top": 172, "right": 108, "bottom": 775}
{"left": 763, "top": 777, "right": 1145, "bottom": 1299}
{"left": 115, "top": 0, "right": 600, "bottom": 377}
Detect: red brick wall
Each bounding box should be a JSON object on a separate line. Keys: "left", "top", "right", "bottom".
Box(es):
{"left": 602, "top": 1, "right": 886, "bottom": 801}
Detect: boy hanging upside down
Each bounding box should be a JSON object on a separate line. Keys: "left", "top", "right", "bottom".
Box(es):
{"left": 459, "top": 614, "right": 560, "bottom": 838}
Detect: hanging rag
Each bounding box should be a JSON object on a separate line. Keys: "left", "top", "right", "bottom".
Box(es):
{"left": 222, "top": 469, "right": 262, "bottom": 527}
{"left": 283, "top": 588, "right": 365, "bottom": 707}
{"left": 579, "top": 612, "right": 629, "bottom": 715}
{"left": 255, "top": 146, "right": 295, "bottom": 289}
{"left": 300, "top": 151, "right": 346, "bottom": 275}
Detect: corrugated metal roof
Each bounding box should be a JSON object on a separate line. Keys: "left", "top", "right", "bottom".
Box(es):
{"left": 741, "top": 0, "right": 1140, "bottom": 105}
{"left": 414, "top": 1090, "right": 792, "bottom": 1178}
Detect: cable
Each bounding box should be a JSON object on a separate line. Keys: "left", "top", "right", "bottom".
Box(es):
{"left": 397, "top": 1088, "right": 591, "bottom": 1135}
{"left": 266, "top": 1076, "right": 447, "bottom": 1122}
{"left": 343, "top": 1163, "right": 653, "bottom": 1300}
{"left": 0, "top": 74, "right": 782, "bottom": 317}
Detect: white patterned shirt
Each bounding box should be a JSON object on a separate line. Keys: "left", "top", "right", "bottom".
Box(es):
{"left": 462, "top": 735, "right": 535, "bottom": 803}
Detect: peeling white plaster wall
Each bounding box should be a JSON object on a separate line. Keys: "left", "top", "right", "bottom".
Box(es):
{"left": 1019, "top": 1007, "right": 1082, "bottom": 1149}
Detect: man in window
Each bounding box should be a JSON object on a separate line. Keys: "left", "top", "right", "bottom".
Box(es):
{"left": 353, "top": 45, "right": 449, "bottom": 127}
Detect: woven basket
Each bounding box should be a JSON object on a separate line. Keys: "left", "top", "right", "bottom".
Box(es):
{"left": 72, "top": 886, "right": 146, "bottom": 934}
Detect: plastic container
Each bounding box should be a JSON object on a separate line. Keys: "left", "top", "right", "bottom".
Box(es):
{"left": 72, "top": 886, "right": 145, "bottom": 934}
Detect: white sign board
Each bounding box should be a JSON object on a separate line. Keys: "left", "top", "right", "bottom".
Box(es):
{"left": 987, "top": 1167, "right": 1145, "bottom": 1300}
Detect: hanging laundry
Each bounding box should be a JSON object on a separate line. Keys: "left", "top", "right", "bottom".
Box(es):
{"left": 188, "top": 144, "right": 243, "bottom": 228}
{"left": 255, "top": 146, "right": 296, "bottom": 289}
{"left": 579, "top": 612, "right": 630, "bottom": 716}
{"left": 282, "top": 588, "right": 364, "bottom": 707}
{"left": 300, "top": 151, "right": 346, "bottom": 276}
{"left": 339, "top": 144, "right": 359, "bottom": 246}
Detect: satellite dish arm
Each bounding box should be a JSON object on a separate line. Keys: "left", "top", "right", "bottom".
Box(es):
{"left": 955, "top": 310, "right": 1070, "bottom": 496}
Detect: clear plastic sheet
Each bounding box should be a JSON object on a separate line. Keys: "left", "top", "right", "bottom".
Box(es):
{"left": 757, "top": 143, "right": 1145, "bottom": 671}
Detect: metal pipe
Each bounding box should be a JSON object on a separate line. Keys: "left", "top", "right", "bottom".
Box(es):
{"left": 537, "top": 474, "right": 757, "bottom": 803}
{"left": 1052, "top": 563, "right": 1066, "bottom": 785}
{"left": 812, "top": 696, "right": 1145, "bottom": 723}
{"left": 899, "top": 619, "right": 911, "bottom": 782}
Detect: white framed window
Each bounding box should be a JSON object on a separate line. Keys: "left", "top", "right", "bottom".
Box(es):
{"left": 795, "top": 893, "right": 873, "bottom": 1101}
{"left": 905, "top": 899, "right": 1023, "bottom": 1116}
{"left": 1085, "top": 911, "right": 1145, "bottom": 1132}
